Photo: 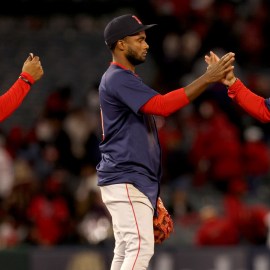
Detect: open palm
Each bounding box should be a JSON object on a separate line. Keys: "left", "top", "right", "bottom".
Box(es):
{"left": 205, "top": 51, "right": 235, "bottom": 86}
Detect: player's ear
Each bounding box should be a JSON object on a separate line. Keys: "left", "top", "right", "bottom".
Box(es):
{"left": 117, "top": 40, "right": 126, "bottom": 51}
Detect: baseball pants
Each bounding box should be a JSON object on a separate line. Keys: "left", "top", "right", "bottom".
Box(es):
{"left": 100, "top": 183, "right": 154, "bottom": 270}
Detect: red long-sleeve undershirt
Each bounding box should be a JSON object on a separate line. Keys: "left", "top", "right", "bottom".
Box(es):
{"left": 0, "top": 72, "right": 33, "bottom": 122}
{"left": 140, "top": 88, "right": 190, "bottom": 116}
{"left": 227, "top": 79, "right": 270, "bottom": 123}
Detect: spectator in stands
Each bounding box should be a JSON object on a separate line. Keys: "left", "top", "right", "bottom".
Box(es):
{"left": 195, "top": 204, "right": 240, "bottom": 246}
{"left": 242, "top": 126, "right": 270, "bottom": 194}
{"left": 223, "top": 179, "right": 270, "bottom": 245}
{"left": 26, "top": 173, "right": 71, "bottom": 245}
{"left": 190, "top": 100, "right": 243, "bottom": 189}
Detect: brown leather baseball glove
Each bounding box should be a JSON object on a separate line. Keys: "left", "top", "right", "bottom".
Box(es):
{"left": 153, "top": 197, "right": 174, "bottom": 244}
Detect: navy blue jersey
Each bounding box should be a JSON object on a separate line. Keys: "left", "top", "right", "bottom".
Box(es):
{"left": 265, "top": 98, "right": 270, "bottom": 110}
{"left": 97, "top": 63, "right": 161, "bottom": 209}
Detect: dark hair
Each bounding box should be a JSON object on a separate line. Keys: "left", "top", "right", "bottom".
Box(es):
{"left": 110, "top": 41, "right": 117, "bottom": 51}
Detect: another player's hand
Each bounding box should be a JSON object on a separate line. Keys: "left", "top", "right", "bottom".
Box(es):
{"left": 22, "top": 53, "right": 44, "bottom": 82}
{"left": 203, "top": 51, "right": 235, "bottom": 85}
{"left": 205, "top": 51, "right": 237, "bottom": 87}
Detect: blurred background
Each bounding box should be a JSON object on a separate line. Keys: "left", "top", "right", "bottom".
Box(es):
{"left": 1, "top": 0, "right": 270, "bottom": 269}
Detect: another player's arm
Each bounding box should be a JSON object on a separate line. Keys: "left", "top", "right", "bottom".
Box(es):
{"left": 228, "top": 80, "right": 270, "bottom": 123}
{"left": 0, "top": 53, "right": 43, "bottom": 122}
{"left": 205, "top": 51, "right": 270, "bottom": 123}
{"left": 0, "top": 76, "right": 32, "bottom": 122}
{"left": 140, "top": 52, "right": 235, "bottom": 117}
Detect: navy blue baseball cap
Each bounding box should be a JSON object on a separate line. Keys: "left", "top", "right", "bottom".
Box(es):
{"left": 104, "top": 14, "right": 156, "bottom": 48}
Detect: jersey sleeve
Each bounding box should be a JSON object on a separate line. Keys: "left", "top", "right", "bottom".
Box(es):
{"left": 111, "top": 70, "right": 159, "bottom": 114}
{"left": 0, "top": 78, "right": 31, "bottom": 122}
{"left": 227, "top": 79, "right": 270, "bottom": 123}
{"left": 140, "top": 88, "right": 190, "bottom": 116}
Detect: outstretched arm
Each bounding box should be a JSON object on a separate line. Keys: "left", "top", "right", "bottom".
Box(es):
{"left": 205, "top": 51, "right": 270, "bottom": 123}
{"left": 140, "top": 52, "right": 235, "bottom": 117}
{"left": 227, "top": 79, "right": 270, "bottom": 123}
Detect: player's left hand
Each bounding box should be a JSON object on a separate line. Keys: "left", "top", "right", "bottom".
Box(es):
{"left": 153, "top": 197, "right": 174, "bottom": 244}
{"left": 22, "top": 53, "right": 44, "bottom": 82}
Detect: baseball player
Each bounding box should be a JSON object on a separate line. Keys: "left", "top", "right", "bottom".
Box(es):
{"left": 205, "top": 51, "right": 270, "bottom": 123}
{"left": 0, "top": 53, "right": 43, "bottom": 122}
{"left": 97, "top": 14, "right": 235, "bottom": 270}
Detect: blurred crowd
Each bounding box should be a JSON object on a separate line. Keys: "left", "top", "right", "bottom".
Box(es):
{"left": 1, "top": 0, "right": 270, "bottom": 249}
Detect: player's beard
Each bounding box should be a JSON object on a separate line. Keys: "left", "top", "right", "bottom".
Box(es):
{"left": 126, "top": 47, "right": 146, "bottom": 66}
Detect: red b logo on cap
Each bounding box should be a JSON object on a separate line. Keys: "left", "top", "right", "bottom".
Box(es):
{"left": 132, "top": 15, "right": 142, "bottom": 24}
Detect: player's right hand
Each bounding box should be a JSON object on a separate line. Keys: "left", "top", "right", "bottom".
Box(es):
{"left": 205, "top": 51, "right": 237, "bottom": 87}
{"left": 204, "top": 52, "right": 235, "bottom": 84}
{"left": 22, "top": 53, "right": 44, "bottom": 82}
